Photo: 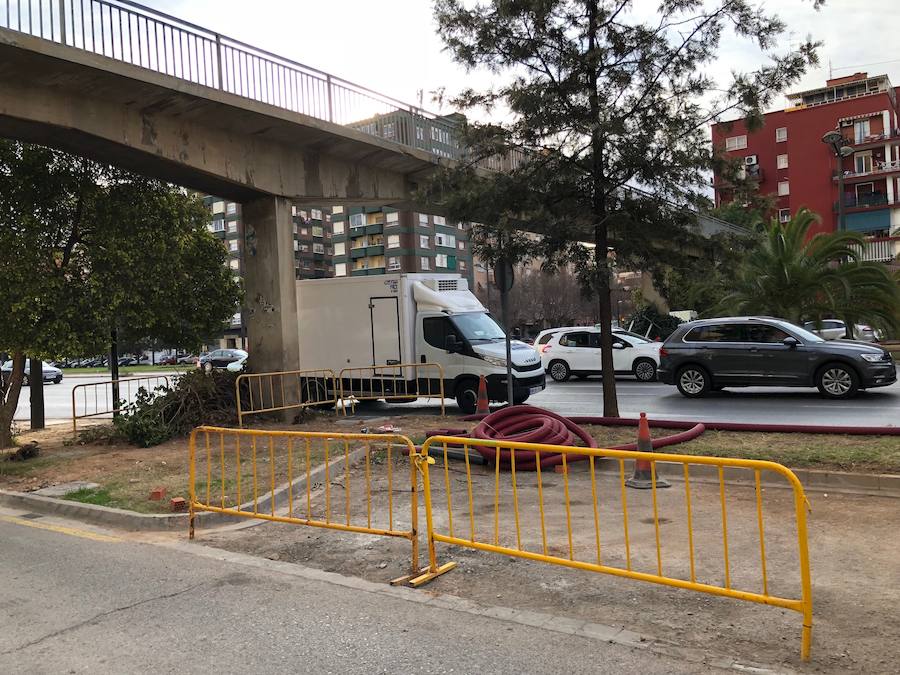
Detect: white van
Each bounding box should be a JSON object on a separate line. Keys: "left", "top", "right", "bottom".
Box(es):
{"left": 296, "top": 274, "right": 545, "bottom": 412}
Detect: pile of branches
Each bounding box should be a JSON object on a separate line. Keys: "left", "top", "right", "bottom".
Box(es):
{"left": 113, "top": 369, "right": 238, "bottom": 447}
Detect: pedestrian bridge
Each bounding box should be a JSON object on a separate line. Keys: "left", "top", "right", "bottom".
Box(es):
{"left": 0, "top": 0, "right": 480, "bottom": 205}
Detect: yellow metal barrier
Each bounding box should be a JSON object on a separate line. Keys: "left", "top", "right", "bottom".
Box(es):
{"left": 412, "top": 437, "right": 813, "bottom": 660}
{"left": 338, "top": 362, "right": 446, "bottom": 416}
{"left": 71, "top": 375, "right": 171, "bottom": 435}
{"left": 188, "top": 426, "right": 432, "bottom": 584}
{"left": 235, "top": 369, "right": 338, "bottom": 427}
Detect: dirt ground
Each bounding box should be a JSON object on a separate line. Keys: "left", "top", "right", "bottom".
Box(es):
{"left": 201, "top": 449, "right": 900, "bottom": 674}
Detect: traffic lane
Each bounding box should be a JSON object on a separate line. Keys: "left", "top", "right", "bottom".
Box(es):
{"left": 530, "top": 379, "right": 900, "bottom": 426}
{"left": 0, "top": 515, "right": 708, "bottom": 674}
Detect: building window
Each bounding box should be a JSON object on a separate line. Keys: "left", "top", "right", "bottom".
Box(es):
{"left": 333, "top": 221, "right": 345, "bottom": 235}
{"left": 228, "top": 259, "right": 240, "bottom": 270}
{"left": 435, "top": 232, "right": 456, "bottom": 248}
{"left": 334, "top": 242, "right": 346, "bottom": 256}
{"left": 300, "top": 227, "right": 309, "bottom": 236}
{"left": 332, "top": 206, "right": 344, "bottom": 215}
{"left": 387, "top": 234, "right": 401, "bottom": 249}
{"left": 419, "top": 235, "right": 430, "bottom": 249}
{"left": 211, "top": 219, "right": 225, "bottom": 232}
{"left": 778, "top": 209, "right": 791, "bottom": 223}
{"left": 436, "top": 254, "right": 448, "bottom": 268}
{"left": 212, "top": 200, "right": 225, "bottom": 214}
{"left": 388, "top": 257, "right": 401, "bottom": 271}
{"left": 383, "top": 122, "right": 395, "bottom": 139}
{"left": 420, "top": 257, "right": 431, "bottom": 271}
{"left": 459, "top": 260, "right": 467, "bottom": 272}
{"left": 226, "top": 202, "right": 237, "bottom": 215}
{"left": 854, "top": 119, "right": 871, "bottom": 144}
{"left": 418, "top": 213, "right": 429, "bottom": 225}
{"left": 778, "top": 180, "right": 790, "bottom": 196}
{"left": 312, "top": 225, "right": 324, "bottom": 238}
{"left": 291, "top": 205, "right": 298, "bottom": 216}
{"left": 855, "top": 151, "right": 873, "bottom": 174}
{"left": 775, "top": 127, "right": 787, "bottom": 143}
{"left": 416, "top": 126, "right": 424, "bottom": 141}
{"left": 457, "top": 222, "right": 466, "bottom": 231}
{"left": 335, "top": 263, "right": 347, "bottom": 277}
{"left": 227, "top": 221, "right": 238, "bottom": 233}
{"left": 310, "top": 209, "right": 323, "bottom": 220}
{"left": 725, "top": 135, "right": 747, "bottom": 151}
{"left": 433, "top": 215, "right": 446, "bottom": 226}
{"left": 313, "top": 243, "right": 325, "bottom": 254}
{"left": 777, "top": 154, "right": 789, "bottom": 169}
{"left": 299, "top": 243, "right": 310, "bottom": 252}
{"left": 457, "top": 241, "right": 465, "bottom": 251}
{"left": 386, "top": 211, "right": 399, "bottom": 224}
{"left": 350, "top": 213, "right": 365, "bottom": 228}
{"left": 293, "top": 239, "right": 300, "bottom": 251}
{"left": 228, "top": 239, "right": 239, "bottom": 252}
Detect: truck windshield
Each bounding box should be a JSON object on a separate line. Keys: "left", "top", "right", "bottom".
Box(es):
{"left": 451, "top": 313, "right": 506, "bottom": 342}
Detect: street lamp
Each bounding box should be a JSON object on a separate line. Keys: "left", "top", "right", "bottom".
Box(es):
{"left": 822, "top": 130, "right": 855, "bottom": 231}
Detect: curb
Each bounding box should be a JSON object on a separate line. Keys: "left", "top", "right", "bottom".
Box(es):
{"left": 0, "top": 446, "right": 368, "bottom": 531}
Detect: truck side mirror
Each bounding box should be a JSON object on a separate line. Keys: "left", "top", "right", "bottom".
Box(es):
{"left": 445, "top": 335, "right": 461, "bottom": 353}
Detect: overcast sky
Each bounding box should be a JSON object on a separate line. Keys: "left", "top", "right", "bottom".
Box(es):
{"left": 148, "top": 0, "right": 900, "bottom": 121}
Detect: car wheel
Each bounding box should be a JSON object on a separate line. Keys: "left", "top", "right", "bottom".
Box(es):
{"left": 548, "top": 360, "right": 571, "bottom": 382}
{"left": 675, "top": 365, "right": 710, "bottom": 398}
{"left": 54, "top": 376, "right": 62, "bottom": 384}
{"left": 816, "top": 363, "right": 859, "bottom": 399}
{"left": 633, "top": 358, "right": 657, "bottom": 382}
{"left": 455, "top": 379, "right": 480, "bottom": 414}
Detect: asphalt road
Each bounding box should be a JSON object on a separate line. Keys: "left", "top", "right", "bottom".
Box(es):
{"left": 14, "top": 373, "right": 900, "bottom": 427}
{"left": 0, "top": 511, "right": 710, "bottom": 674}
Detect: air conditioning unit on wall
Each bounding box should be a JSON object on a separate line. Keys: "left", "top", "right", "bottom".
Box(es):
{"left": 744, "top": 155, "right": 758, "bottom": 165}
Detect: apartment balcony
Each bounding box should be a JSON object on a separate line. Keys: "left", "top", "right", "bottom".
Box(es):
{"left": 365, "top": 223, "right": 384, "bottom": 235}
{"left": 852, "top": 236, "right": 900, "bottom": 263}
{"left": 350, "top": 247, "right": 367, "bottom": 259}
{"left": 350, "top": 267, "right": 386, "bottom": 276}
{"left": 834, "top": 193, "right": 895, "bottom": 212}
{"left": 834, "top": 159, "right": 900, "bottom": 182}
{"left": 844, "top": 129, "right": 900, "bottom": 150}
{"left": 365, "top": 245, "right": 384, "bottom": 256}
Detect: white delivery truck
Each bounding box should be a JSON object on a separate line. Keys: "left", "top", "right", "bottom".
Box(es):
{"left": 296, "top": 273, "right": 545, "bottom": 413}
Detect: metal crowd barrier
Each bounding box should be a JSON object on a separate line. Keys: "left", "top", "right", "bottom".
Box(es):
{"left": 338, "top": 362, "right": 446, "bottom": 416}
{"left": 235, "top": 369, "right": 338, "bottom": 427}
{"left": 411, "top": 437, "right": 814, "bottom": 660}
{"left": 188, "top": 426, "right": 430, "bottom": 584}
{"left": 71, "top": 375, "right": 170, "bottom": 435}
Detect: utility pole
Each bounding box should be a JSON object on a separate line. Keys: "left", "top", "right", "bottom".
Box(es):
{"left": 109, "top": 328, "right": 120, "bottom": 417}
{"left": 28, "top": 356, "right": 45, "bottom": 430}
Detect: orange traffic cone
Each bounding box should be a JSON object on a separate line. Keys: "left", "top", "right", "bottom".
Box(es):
{"left": 626, "top": 412, "right": 670, "bottom": 489}
{"left": 476, "top": 375, "right": 490, "bottom": 415}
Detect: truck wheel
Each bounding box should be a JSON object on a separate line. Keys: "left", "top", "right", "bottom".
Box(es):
{"left": 816, "top": 363, "right": 859, "bottom": 399}
{"left": 455, "top": 380, "right": 479, "bottom": 414}
{"left": 633, "top": 358, "right": 657, "bottom": 382}
{"left": 548, "top": 360, "right": 570, "bottom": 382}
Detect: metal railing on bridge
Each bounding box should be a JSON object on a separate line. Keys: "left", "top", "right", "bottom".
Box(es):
{"left": 0, "top": 0, "right": 523, "bottom": 169}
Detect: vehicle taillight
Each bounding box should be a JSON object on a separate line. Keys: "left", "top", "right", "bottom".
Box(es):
{"left": 659, "top": 346, "right": 668, "bottom": 357}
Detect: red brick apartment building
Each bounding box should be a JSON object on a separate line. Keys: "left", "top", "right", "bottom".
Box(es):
{"left": 711, "top": 72, "right": 900, "bottom": 265}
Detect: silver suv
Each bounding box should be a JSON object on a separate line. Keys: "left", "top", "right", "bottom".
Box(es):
{"left": 658, "top": 317, "right": 896, "bottom": 399}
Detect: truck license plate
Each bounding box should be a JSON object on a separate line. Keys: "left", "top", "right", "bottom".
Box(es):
{"left": 529, "top": 386, "right": 543, "bottom": 395}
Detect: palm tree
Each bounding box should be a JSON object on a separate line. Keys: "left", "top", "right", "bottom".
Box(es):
{"left": 719, "top": 208, "right": 900, "bottom": 334}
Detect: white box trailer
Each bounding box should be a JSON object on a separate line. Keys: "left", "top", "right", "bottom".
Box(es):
{"left": 296, "top": 273, "right": 545, "bottom": 412}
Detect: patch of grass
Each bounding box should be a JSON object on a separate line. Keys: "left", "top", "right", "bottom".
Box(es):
{"left": 64, "top": 486, "right": 116, "bottom": 507}
{"left": 62, "top": 365, "right": 183, "bottom": 375}
{"left": 0, "top": 454, "right": 64, "bottom": 477}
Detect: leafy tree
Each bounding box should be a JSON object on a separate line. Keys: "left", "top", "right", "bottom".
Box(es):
{"left": 430, "top": 0, "right": 820, "bottom": 415}
{"left": 0, "top": 141, "right": 241, "bottom": 448}
{"left": 718, "top": 208, "right": 900, "bottom": 331}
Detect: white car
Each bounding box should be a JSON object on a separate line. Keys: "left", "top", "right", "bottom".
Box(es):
{"left": 540, "top": 327, "right": 661, "bottom": 382}
{"left": 802, "top": 319, "right": 881, "bottom": 343}
{"left": 534, "top": 325, "right": 653, "bottom": 355}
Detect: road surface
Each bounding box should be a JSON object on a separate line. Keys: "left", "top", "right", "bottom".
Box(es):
{"left": 16, "top": 374, "right": 900, "bottom": 427}
{"left": 0, "top": 510, "right": 712, "bottom": 674}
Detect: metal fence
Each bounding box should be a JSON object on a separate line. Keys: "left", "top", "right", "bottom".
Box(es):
{"left": 188, "top": 426, "right": 430, "bottom": 584}
{"left": 0, "top": 0, "right": 491, "bottom": 164}
{"left": 235, "top": 369, "right": 337, "bottom": 427}
{"left": 338, "top": 363, "right": 446, "bottom": 416}
{"left": 412, "top": 436, "right": 814, "bottom": 660}
{"left": 71, "top": 375, "right": 170, "bottom": 435}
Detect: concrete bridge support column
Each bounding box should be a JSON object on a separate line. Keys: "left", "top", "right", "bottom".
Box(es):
{"left": 241, "top": 196, "right": 300, "bottom": 376}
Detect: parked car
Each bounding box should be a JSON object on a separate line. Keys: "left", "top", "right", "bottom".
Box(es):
{"left": 226, "top": 354, "right": 248, "bottom": 373}
{"left": 200, "top": 349, "right": 248, "bottom": 371}
{"left": 540, "top": 327, "right": 662, "bottom": 382}
{"left": 177, "top": 353, "right": 203, "bottom": 365}
{"left": 802, "top": 319, "right": 881, "bottom": 343}
{"left": 0, "top": 360, "right": 63, "bottom": 385}
{"left": 658, "top": 316, "right": 896, "bottom": 399}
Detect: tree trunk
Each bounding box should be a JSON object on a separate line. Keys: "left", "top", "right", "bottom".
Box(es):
{"left": 588, "top": 0, "right": 619, "bottom": 417}
{"left": 0, "top": 352, "right": 27, "bottom": 449}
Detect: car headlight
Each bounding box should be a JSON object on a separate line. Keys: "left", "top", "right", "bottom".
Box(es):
{"left": 860, "top": 353, "right": 885, "bottom": 363}
{"left": 481, "top": 354, "right": 508, "bottom": 367}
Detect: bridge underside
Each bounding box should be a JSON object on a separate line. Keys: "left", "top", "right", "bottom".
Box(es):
{"left": 0, "top": 29, "right": 440, "bottom": 206}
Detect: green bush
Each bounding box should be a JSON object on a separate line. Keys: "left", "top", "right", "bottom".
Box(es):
{"left": 113, "top": 370, "right": 239, "bottom": 447}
